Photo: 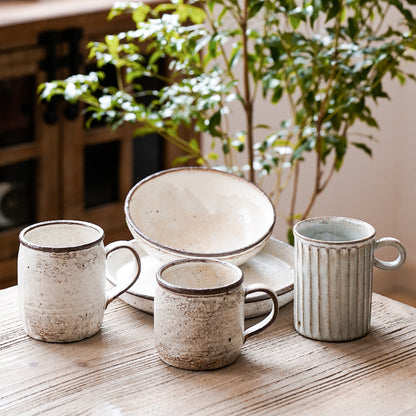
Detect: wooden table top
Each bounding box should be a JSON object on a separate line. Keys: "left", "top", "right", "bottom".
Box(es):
{"left": 1, "top": 285, "right": 416, "bottom": 415}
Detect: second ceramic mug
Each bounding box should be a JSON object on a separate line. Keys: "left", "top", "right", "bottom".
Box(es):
{"left": 293, "top": 216, "right": 406, "bottom": 341}
{"left": 18, "top": 220, "right": 141, "bottom": 342}
{"left": 154, "top": 258, "right": 279, "bottom": 370}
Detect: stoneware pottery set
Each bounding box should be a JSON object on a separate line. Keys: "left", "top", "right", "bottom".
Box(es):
{"left": 17, "top": 167, "right": 407, "bottom": 370}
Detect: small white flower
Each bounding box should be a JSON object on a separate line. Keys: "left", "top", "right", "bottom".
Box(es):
{"left": 99, "top": 95, "right": 112, "bottom": 109}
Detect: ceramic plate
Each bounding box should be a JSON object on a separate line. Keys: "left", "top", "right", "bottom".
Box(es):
{"left": 106, "top": 237, "right": 294, "bottom": 318}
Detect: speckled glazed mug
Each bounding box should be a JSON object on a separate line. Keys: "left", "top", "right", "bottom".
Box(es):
{"left": 154, "top": 258, "right": 279, "bottom": 370}
{"left": 293, "top": 217, "right": 406, "bottom": 342}
{"left": 18, "top": 220, "right": 141, "bottom": 343}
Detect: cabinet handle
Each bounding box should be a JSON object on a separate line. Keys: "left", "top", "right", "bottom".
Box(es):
{"left": 62, "top": 28, "right": 83, "bottom": 120}
{"left": 38, "top": 31, "right": 59, "bottom": 125}
{"left": 38, "top": 28, "right": 84, "bottom": 123}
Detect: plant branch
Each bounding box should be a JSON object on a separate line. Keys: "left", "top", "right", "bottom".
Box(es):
{"left": 204, "top": 4, "right": 250, "bottom": 173}
{"left": 300, "top": 10, "right": 342, "bottom": 220}
{"left": 204, "top": 8, "right": 243, "bottom": 100}
{"left": 374, "top": 4, "right": 391, "bottom": 36}
{"left": 241, "top": 0, "right": 255, "bottom": 182}
{"left": 271, "top": 159, "right": 297, "bottom": 208}
{"left": 319, "top": 160, "right": 336, "bottom": 193}
{"left": 288, "top": 161, "right": 300, "bottom": 229}
{"left": 116, "top": 66, "right": 124, "bottom": 91}
{"left": 159, "top": 130, "right": 206, "bottom": 162}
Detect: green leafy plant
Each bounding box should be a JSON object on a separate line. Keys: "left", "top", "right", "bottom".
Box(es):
{"left": 39, "top": 0, "right": 416, "bottom": 241}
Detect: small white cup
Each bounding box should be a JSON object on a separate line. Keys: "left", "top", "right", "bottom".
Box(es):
{"left": 154, "top": 258, "right": 279, "bottom": 370}
{"left": 293, "top": 216, "right": 406, "bottom": 341}
{"left": 18, "top": 220, "right": 141, "bottom": 342}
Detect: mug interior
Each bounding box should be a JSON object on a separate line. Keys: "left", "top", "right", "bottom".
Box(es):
{"left": 158, "top": 259, "right": 243, "bottom": 294}
{"left": 20, "top": 220, "right": 103, "bottom": 251}
{"left": 294, "top": 217, "right": 375, "bottom": 243}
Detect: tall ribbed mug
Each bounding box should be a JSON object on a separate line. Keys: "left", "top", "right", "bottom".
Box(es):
{"left": 293, "top": 217, "right": 406, "bottom": 341}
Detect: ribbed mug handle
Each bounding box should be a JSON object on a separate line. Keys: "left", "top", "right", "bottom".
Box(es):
{"left": 374, "top": 237, "right": 406, "bottom": 271}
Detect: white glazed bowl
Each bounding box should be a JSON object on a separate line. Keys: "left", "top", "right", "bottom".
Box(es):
{"left": 124, "top": 167, "right": 276, "bottom": 266}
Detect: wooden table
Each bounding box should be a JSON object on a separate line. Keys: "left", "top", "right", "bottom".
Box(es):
{"left": 1, "top": 286, "right": 415, "bottom": 415}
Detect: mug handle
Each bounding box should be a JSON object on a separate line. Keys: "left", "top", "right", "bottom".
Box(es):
{"left": 374, "top": 237, "right": 406, "bottom": 271}
{"left": 104, "top": 241, "right": 141, "bottom": 308}
{"left": 244, "top": 284, "right": 279, "bottom": 342}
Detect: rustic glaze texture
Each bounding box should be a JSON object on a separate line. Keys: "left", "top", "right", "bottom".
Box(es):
{"left": 125, "top": 167, "right": 276, "bottom": 266}
{"left": 294, "top": 217, "right": 406, "bottom": 342}
{"left": 19, "top": 243, "right": 106, "bottom": 342}
{"left": 155, "top": 285, "right": 245, "bottom": 370}
{"left": 18, "top": 221, "right": 141, "bottom": 343}
{"left": 154, "top": 259, "right": 279, "bottom": 370}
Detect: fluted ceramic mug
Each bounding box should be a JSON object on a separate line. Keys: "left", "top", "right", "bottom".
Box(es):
{"left": 154, "top": 258, "right": 279, "bottom": 370}
{"left": 293, "top": 217, "right": 406, "bottom": 342}
{"left": 18, "top": 220, "right": 141, "bottom": 342}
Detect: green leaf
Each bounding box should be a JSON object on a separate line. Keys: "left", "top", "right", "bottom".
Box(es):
{"left": 289, "top": 16, "right": 301, "bottom": 30}
{"left": 287, "top": 227, "right": 294, "bottom": 246}
{"left": 209, "top": 110, "right": 221, "bottom": 130}
{"left": 154, "top": 3, "right": 177, "bottom": 15}
{"left": 352, "top": 142, "right": 373, "bottom": 157}
{"left": 189, "top": 138, "right": 200, "bottom": 152}
{"left": 326, "top": 0, "right": 341, "bottom": 21}
{"left": 134, "top": 126, "right": 157, "bottom": 137}
{"left": 231, "top": 139, "right": 244, "bottom": 152}
{"left": 229, "top": 44, "right": 242, "bottom": 69}
{"left": 292, "top": 137, "right": 316, "bottom": 161}
{"left": 271, "top": 86, "right": 283, "bottom": 103}
{"left": 248, "top": 0, "right": 264, "bottom": 19}
{"left": 207, "top": 152, "right": 218, "bottom": 160}
{"left": 107, "top": 9, "right": 122, "bottom": 21}
{"left": 208, "top": 37, "right": 219, "bottom": 59}
{"left": 186, "top": 5, "right": 206, "bottom": 24}
{"left": 105, "top": 35, "right": 119, "bottom": 57}
{"left": 132, "top": 4, "right": 152, "bottom": 24}
{"left": 207, "top": 0, "right": 215, "bottom": 13}
{"left": 173, "top": 154, "right": 195, "bottom": 166}
{"left": 395, "top": 72, "right": 406, "bottom": 85}
{"left": 347, "top": 17, "right": 358, "bottom": 38}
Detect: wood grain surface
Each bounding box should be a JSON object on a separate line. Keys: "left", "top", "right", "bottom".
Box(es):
{"left": 1, "top": 286, "right": 415, "bottom": 415}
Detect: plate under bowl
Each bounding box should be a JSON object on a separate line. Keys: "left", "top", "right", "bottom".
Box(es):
{"left": 106, "top": 237, "right": 294, "bottom": 318}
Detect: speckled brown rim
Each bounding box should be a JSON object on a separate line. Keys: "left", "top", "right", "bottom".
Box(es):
{"left": 19, "top": 220, "right": 104, "bottom": 253}
{"left": 124, "top": 167, "right": 276, "bottom": 259}
{"left": 156, "top": 258, "right": 243, "bottom": 296}
{"left": 293, "top": 216, "right": 376, "bottom": 244}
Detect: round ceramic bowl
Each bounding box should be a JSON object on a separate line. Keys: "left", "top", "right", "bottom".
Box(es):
{"left": 125, "top": 167, "right": 276, "bottom": 266}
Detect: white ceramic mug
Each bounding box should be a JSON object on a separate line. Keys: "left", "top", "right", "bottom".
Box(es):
{"left": 293, "top": 216, "right": 406, "bottom": 342}
{"left": 154, "top": 258, "right": 279, "bottom": 370}
{"left": 18, "top": 220, "right": 141, "bottom": 343}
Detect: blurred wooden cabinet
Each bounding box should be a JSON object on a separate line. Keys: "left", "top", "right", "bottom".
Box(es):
{"left": 0, "top": 1, "right": 186, "bottom": 287}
